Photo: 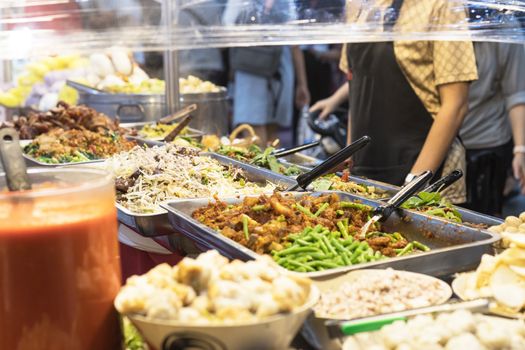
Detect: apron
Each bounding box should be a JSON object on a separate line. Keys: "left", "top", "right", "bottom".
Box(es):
{"left": 346, "top": 0, "right": 436, "bottom": 186}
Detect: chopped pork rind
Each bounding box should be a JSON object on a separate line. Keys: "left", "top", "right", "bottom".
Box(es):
{"left": 115, "top": 250, "right": 311, "bottom": 324}
{"left": 315, "top": 269, "right": 447, "bottom": 320}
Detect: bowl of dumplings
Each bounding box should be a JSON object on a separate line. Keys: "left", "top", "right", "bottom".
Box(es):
{"left": 115, "top": 250, "right": 319, "bottom": 350}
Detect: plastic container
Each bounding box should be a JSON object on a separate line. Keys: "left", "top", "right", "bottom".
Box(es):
{"left": 0, "top": 168, "right": 121, "bottom": 350}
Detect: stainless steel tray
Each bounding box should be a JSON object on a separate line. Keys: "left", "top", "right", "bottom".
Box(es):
{"left": 120, "top": 122, "right": 204, "bottom": 141}
{"left": 22, "top": 137, "right": 158, "bottom": 167}
{"left": 160, "top": 191, "right": 500, "bottom": 278}
{"left": 281, "top": 163, "right": 502, "bottom": 229}
{"left": 280, "top": 153, "right": 321, "bottom": 168}
{"left": 116, "top": 152, "right": 296, "bottom": 238}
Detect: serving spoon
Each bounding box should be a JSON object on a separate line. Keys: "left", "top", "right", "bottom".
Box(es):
{"left": 0, "top": 128, "right": 31, "bottom": 191}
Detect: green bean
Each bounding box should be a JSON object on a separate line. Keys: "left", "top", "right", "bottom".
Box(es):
{"left": 295, "top": 255, "right": 312, "bottom": 263}
{"left": 397, "top": 242, "right": 414, "bottom": 256}
{"left": 412, "top": 240, "right": 431, "bottom": 252}
{"left": 350, "top": 249, "right": 363, "bottom": 264}
{"left": 285, "top": 259, "right": 315, "bottom": 272}
{"left": 336, "top": 210, "right": 344, "bottom": 216}
{"left": 341, "top": 253, "right": 351, "bottom": 265}
{"left": 393, "top": 232, "right": 404, "bottom": 242}
{"left": 374, "top": 251, "right": 383, "bottom": 259}
{"left": 334, "top": 256, "right": 344, "bottom": 265}
{"left": 294, "top": 203, "right": 315, "bottom": 218}
{"left": 295, "top": 238, "right": 311, "bottom": 246}
{"left": 349, "top": 242, "right": 369, "bottom": 263}
{"left": 321, "top": 235, "right": 337, "bottom": 255}
{"left": 309, "top": 252, "right": 330, "bottom": 260}
{"left": 275, "top": 246, "right": 320, "bottom": 257}
{"left": 339, "top": 201, "right": 373, "bottom": 211}
{"left": 317, "top": 239, "right": 329, "bottom": 254}
{"left": 307, "top": 260, "right": 340, "bottom": 269}
{"left": 347, "top": 240, "right": 360, "bottom": 251}
{"left": 251, "top": 204, "right": 268, "bottom": 212}
{"left": 314, "top": 203, "right": 329, "bottom": 217}
{"left": 342, "top": 237, "right": 354, "bottom": 246}
{"left": 242, "top": 215, "right": 249, "bottom": 240}
{"left": 337, "top": 221, "right": 349, "bottom": 239}
{"left": 313, "top": 224, "right": 324, "bottom": 233}
{"left": 331, "top": 237, "right": 348, "bottom": 255}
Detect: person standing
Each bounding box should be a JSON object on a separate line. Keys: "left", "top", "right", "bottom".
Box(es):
{"left": 224, "top": 0, "right": 310, "bottom": 146}
{"left": 460, "top": 41, "right": 525, "bottom": 216}
{"left": 311, "top": 0, "right": 478, "bottom": 203}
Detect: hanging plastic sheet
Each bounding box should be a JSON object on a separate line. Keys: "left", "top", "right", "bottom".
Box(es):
{"left": 0, "top": 0, "right": 523, "bottom": 58}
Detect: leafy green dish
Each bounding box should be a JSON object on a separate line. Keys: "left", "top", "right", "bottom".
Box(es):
{"left": 217, "top": 144, "right": 302, "bottom": 176}
{"left": 311, "top": 171, "right": 389, "bottom": 200}
{"left": 401, "top": 191, "right": 462, "bottom": 223}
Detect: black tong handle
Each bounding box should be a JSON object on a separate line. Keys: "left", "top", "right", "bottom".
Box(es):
{"left": 272, "top": 140, "right": 321, "bottom": 158}
{"left": 288, "top": 136, "right": 371, "bottom": 191}
{"left": 422, "top": 169, "right": 463, "bottom": 194}
{"left": 375, "top": 170, "right": 433, "bottom": 220}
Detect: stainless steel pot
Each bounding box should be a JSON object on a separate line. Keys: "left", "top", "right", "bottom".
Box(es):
{"left": 74, "top": 86, "right": 230, "bottom": 135}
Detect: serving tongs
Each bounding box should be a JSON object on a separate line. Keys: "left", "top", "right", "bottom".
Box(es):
{"left": 272, "top": 140, "right": 321, "bottom": 158}
{"left": 421, "top": 169, "right": 463, "bottom": 194}
{"left": 66, "top": 80, "right": 106, "bottom": 94}
{"left": 163, "top": 114, "right": 194, "bottom": 142}
{"left": 285, "top": 136, "right": 371, "bottom": 191}
{"left": 158, "top": 104, "right": 197, "bottom": 125}
{"left": 325, "top": 298, "right": 489, "bottom": 338}
{"left": 359, "top": 170, "right": 433, "bottom": 238}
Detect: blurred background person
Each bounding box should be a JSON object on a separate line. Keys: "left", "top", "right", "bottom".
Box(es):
{"left": 177, "top": 0, "right": 228, "bottom": 87}
{"left": 311, "top": 0, "right": 478, "bottom": 203}
{"left": 459, "top": 14, "right": 525, "bottom": 216}
{"left": 224, "top": 0, "right": 310, "bottom": 146}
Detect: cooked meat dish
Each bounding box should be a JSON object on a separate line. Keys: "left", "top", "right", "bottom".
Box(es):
{"left": 0, "top": 101, "right": 131, "bottom": 139}
{"left": 24, "top": 128, "right": 136, "bottom": 164}
{"left": 192, "top": 193, "right": 424, "bottom": 257}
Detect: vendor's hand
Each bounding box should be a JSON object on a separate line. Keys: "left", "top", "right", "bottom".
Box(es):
{"left": 295, "top": 84, "right": 310, "bottom": 110}
{"left": 513, "top": 152, "right": 525, "bottom": 194}
{"left": 310, "top": 96, "right": 338, "bottom": 119}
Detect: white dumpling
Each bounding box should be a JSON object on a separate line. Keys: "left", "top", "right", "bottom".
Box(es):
{"left": 381, "top": 321, "right": 411, "bottom": 348}
{"left": 446, "top": 333, "right": 486, "bottom": 350}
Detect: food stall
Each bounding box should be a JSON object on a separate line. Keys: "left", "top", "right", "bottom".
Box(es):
{"left": 1, "top": 1, "right": 525, "bottom": 350}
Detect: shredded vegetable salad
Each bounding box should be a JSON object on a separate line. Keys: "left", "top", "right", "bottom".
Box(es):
{"left": 105, "top": 145, "right": 276, "bottom": 213}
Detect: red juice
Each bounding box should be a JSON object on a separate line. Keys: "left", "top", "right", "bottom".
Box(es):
{"left": 0, "top": 169, "right": 121, "bottom": 350}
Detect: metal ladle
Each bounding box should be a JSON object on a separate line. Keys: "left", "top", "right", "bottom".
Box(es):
{"left": 0, "top": 128, "right": 31, "bottom": 191}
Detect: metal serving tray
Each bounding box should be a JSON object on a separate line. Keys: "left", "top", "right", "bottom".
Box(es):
{"left": 116, "top": 152, "right": 296, "bottom": 238}
{"left": 160, "top": 191, "right": 500, "bottom": 278}
{"left": 280, "top": 162, "right": 502, "bottom": 229}
{"left": 120, "top": 122, "right": 204, "bottom": 141}
{"left": 280, "top": 152, "right": 321, "bottom": 168}
{"left": 21, "top": 137, "right": 158, "bottom": 167}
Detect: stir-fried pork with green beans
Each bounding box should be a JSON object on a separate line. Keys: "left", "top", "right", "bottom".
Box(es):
{"left": 192, "top": 193, "right": 430, "bottom": 267}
